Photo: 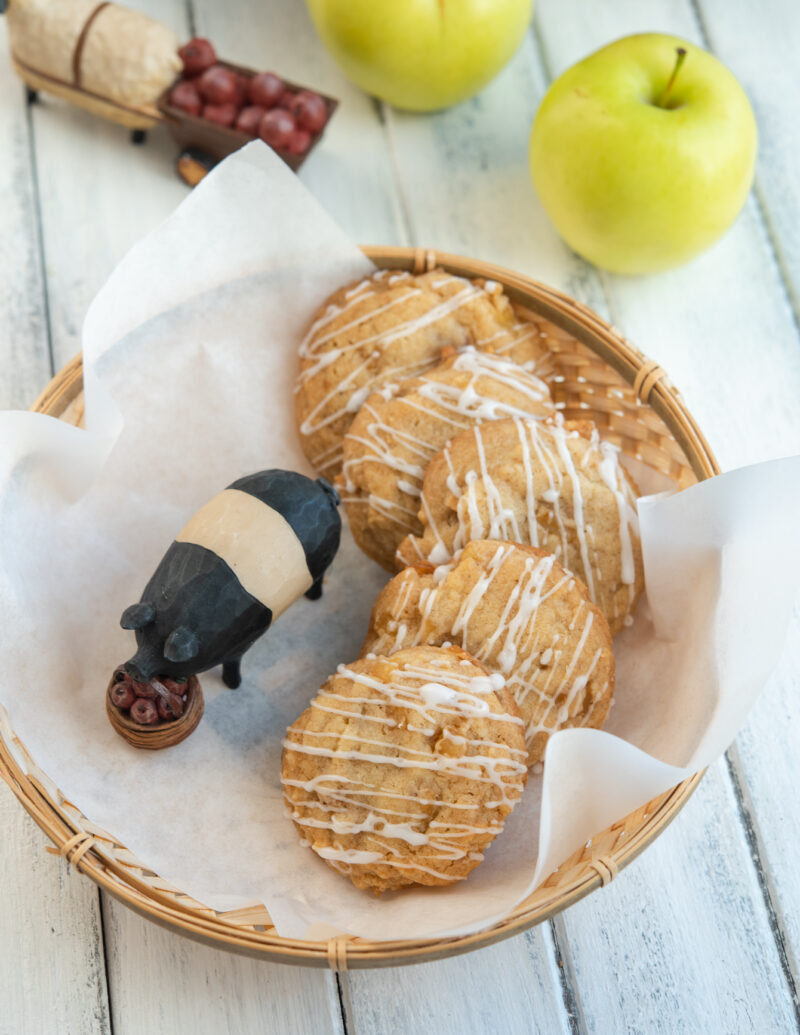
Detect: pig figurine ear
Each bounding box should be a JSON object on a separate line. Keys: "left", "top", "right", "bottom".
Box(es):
{"left": 316, "top": 477, "right": 340, "bottom": 506}
{"left": 164, "top": 626, "right": 199, "bottom": 663}
{"left": 120, "top": 602, "right": 156, "bottom": 630}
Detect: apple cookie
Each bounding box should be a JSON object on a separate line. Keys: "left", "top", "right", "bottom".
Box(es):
{"left": 295, "top": 268, "right": 556, "bottom": 479}
{"left": 339, "top": 348, "right": 555, "bottom": 570}
{"left": 396, "top": 416, "right": 643, "bottom": 634}
{"left": 362, "top": 540, "right": 615, "bottom": 765}
{"left": 281, "top": 644, "right": 527, "bottom": 894}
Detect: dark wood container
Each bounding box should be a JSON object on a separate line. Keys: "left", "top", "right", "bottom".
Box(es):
{"left": 157, "top": 60, "right": 338, "bottom": 172}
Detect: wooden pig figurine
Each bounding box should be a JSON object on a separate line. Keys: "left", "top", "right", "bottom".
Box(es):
{"left": 121, "top": 470, "right": 341, "bottom": 689}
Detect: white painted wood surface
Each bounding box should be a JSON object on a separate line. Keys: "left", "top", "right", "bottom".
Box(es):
{"left": 0, "top": 2, "right": 798, "bottom": 1033}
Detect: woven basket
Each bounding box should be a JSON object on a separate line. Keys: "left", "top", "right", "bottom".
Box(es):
{"left": 0, "top": 246, "right": 716, "bottom": 969}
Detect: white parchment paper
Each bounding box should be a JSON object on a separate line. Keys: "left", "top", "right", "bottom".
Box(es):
{"left": 1, "top": 143, "right": 798, "bottom": 942}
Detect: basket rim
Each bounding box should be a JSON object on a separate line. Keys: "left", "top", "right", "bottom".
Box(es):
{"left": 1, "top": 245, "right": 719, "bottom": 969}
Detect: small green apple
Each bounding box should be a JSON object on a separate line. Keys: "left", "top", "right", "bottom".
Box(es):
{"left": 306, "top": 0, "right": 533, "bottom": 112}
{"left": 530, "top": 34, "right": 758, "bottom": 274}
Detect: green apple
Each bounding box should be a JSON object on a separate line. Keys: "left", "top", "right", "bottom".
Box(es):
{"left": 530, "top": 34, "right": 757, "bottom": 274}
{"left": 306, "top": 0, "right": 533, "bottom": 112}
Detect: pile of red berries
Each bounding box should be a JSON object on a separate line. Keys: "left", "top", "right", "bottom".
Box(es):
{"left": 171, "top": 38, "right": 329, "bottom": 156}
{"left": 109, "top": 668, "right": 188, "bottom": 726}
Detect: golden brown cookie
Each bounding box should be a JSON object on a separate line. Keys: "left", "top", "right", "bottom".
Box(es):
{"left": 363, "top": 540, "right": 615, "bottom": 765}
{"left": 396, "top": 417, "right": 643, "bottom": 635}
{"left": 281, "top": 645, "right": 527, "bottom": 895}
{"left": 339, "top": 348, "right": 555, "bottom": 571}
{"left": 294, "top": 268, "right": 555, "bottom": 479}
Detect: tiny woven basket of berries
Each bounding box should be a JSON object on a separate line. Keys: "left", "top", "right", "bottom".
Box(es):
{"left": 106, "top": 668, "right": 204, "bottom": 750}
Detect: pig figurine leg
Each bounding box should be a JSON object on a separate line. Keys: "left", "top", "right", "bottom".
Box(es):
{"left": 222, "top": 655, "right": 243, "bottom": 689}
{"left": 305, "top": 579, "right": 324, "bottom": 601}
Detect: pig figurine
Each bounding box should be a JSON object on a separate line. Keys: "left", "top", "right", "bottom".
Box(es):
{"left": 121, "top": 470, "right": 341, "bottom": 689}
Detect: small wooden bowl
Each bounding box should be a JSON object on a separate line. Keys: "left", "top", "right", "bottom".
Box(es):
{"left": 106, "top": 674, "right": 204, "bottom": 750}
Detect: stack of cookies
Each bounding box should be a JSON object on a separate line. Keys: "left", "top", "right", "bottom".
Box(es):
{"left": 283, "top": 268, "right": 644, "bottom": 896}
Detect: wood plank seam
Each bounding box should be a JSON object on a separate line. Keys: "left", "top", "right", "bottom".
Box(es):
{"left": 546, "top": 919, "right": 585, "bottom": 1035}
{"left": 378, "top": 100, "right": 418, "bottom": 247}
{"left": 723, "top": 747, "right": 800, "bottom": 1024}
{"left": 97, "top": 891, "right": 115, "bottom": 1035}
{"left": 688, "top": 0, "right": 800, "bottom": 337}
{"left": 335, "top": 973, "right": 351, "bottom": 1035}
{"left": 22, "top": 85, "right": 55, "bottom": 382}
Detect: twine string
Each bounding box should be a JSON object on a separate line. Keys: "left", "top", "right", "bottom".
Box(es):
{"left": 633, "top": 360, "right": 667, "bottom": 404}
{"left": 327, "top": 935, "right": 352, "bottom": 971}
{"left": 45, "top": 830, "right": 98, "bottom": 869}
{"left": 413, "top": 248, "right": 438, "bottom": 274}
{"left": 72, "top": 2, "right": 111, "bottom": 88}
{"left": 588, "top": 855, "right": 619, "bottom": 887}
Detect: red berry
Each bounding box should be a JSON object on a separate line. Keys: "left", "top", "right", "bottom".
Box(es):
{"left": 109, "top": 682, "right": 135, "bottom": 710}
{"left": 249, "top": 72, "right": 284, "bottom": 109}
{"left": 130, "top": 698, "right": 159, "bottom": 725}
{"left": 276, "top": 89, "right": 296, "bottom": 110}
{"left": 236, "top": 105, "right": 266, "bottom": 136}
{"left": 289, "top": 91, "right": 328, "bottom": 133}
{"left": 197, "top": 65, "right": 238, "bottom": 104}
{"left": 232, "top": 74, "right": 249, "bottom": 110}
{"left": 157, "top": 692, "right": 184, "bottom": 721}
{"left": 160, "top": 677, "right": 188, "bottom": 694}
{"left": 203, "top": 102, "right": 237, "bottom": 127}
{"left": 286, "top": 128, "right": 311, "bottom": 155}
{"left": 169, "top": 80, "right": 202, "bottom": 116}
{"left": 113, "top": 667, "right": 129, "bottom": 683}
{"left": 259, "top": 108, "right": 295, "bottom": 149}
{"left": 131, "top": 679, "right": 157, "bottom": 699}
{"left": 178, "top": 38, "right": 217, "bottom": 78}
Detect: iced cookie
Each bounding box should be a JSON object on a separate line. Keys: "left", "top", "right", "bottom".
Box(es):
{"left": 363, "top": 540, "right": 615, "bottom": 765}
{"left": 282, "top": 644, "right": 527, "bottom": 894}
{"left": 339, "top": 348, "right": 555, "bottom": 570}
{"left": 396, "top": 417, "right": 643, "bottom": 635}
{"left": 295, "top": 268, "right": 555, "bottom": 479}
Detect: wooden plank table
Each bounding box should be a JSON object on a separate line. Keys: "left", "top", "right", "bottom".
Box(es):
{"left": 1, "top": 2, "right": 798, "bottom": 1032}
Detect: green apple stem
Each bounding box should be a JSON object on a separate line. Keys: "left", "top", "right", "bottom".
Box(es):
{"left": 656, "top": 47, "right": 687, "bottom": 108}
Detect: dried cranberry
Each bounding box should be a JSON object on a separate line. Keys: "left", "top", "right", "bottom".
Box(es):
{"left": 109, "top": 682, "right": 135, "bottom": 710}
{"left": 236, "top": 105, "right": 266, "bottom": 136}
{"left": 197, "top": 65, "right": 238, "bottom": 104}
{"left": 203, "top": 102, "right": 237, "bottom": 127}
{"left": 276, "top": 89, "right": 296, "bottom": 110}
{"left": 289, "top": 91, "right": 328, "bottom": 133}
{"left": 130, "top": 698, "right": 159, "bottom": 725}
{"left": 232, "top": 74, "right": 249, "bottom": 110}
{"left": 286, "top": 128, "right": 311, "bottom": 155}
{"left": 259, "top": 109, "right": 295, "bottom": 149}
{"left": 178, "top": 38, "right": 217, "bottom": 78}
{"left": 249, "top": 72, "right": 284, "bottom": 109}
{"left": 169, "top": 81, "right": 202, "bottom": 117}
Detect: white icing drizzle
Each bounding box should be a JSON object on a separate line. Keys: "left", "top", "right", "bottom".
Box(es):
{"left": 297, "top": 269, "right": 553, "bottom": 475}
{"left": 369, "top": 544, "right": 611, "bottom": 753}
{"left": 283, "top": 654, "right": 526, "bottom": 883}
{"left": 408, "top": 416, "right": 639, "bottom": 629}
{"left": 341, "top": 347, "right": 553, "bottom": 530}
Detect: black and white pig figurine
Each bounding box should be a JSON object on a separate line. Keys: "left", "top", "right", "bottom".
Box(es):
{"left": 121, "top": 470, "right": 341, "bottom": 689}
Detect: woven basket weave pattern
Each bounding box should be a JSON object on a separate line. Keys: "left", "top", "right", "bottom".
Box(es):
{"left": 0, "top": 247, "right": 717, "bottom": 968}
